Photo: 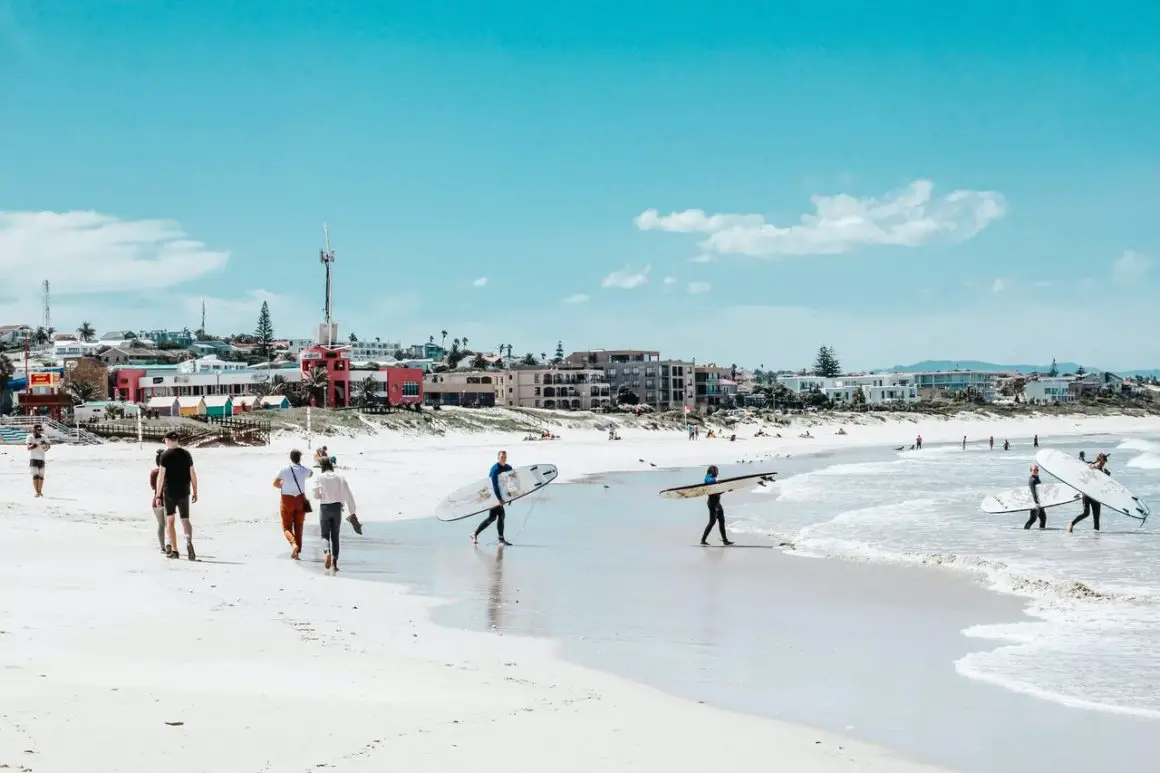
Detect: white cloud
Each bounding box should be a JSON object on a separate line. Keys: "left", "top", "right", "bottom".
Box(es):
{"left": 635, "top": 180, "right": 1007, "bottom": 258}
{"left": 1113, "top": 250, "right": 1151, "bottom": 283}
{"left": 472, "top": 277, "right": 488, "bottom": 287}
{"left": 0, "top": 210, "right": 230, "bottom": 295}
{"left": 601, "top": 264, "right": 651, "bottom": 289}
{"left": 991, "top": 278, "right": 1008, "bottom": 293}
{"left": 690, "top": 254, "right": 716, "bottom": 263}
{"left": 688, "top": 282, "right": 712, "bottom": 294}
{"left": 561, "top": 293, "right": 590, "bottom": 304}
{"left": 663, "top": 276, "right": 678, "bottom": 284}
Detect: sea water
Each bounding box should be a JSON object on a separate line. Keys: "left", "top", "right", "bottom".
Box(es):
{"left": 730, "top": 433, "right": 1160, "bottom": 720}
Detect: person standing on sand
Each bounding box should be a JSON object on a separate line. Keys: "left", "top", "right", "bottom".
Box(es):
{"left": 990, "top": 436, "right": 994, "bottom": 449}
{"left": 1033, "top": 434, "right": 1039, "bottom": 448}
{"left": 1024, "top": 463, "right": 1047, "bottom": 530}
{"left": 149, "top": 449, "right": 168, "bottom": 552}
{"left": 700, "top": 465, "right": 734, "bottom": 546}
{"left": 154, "top": 431, "right": 198, "bottom": 560}
{"left": 273, "top": 449, "right": 312, "bottom": 560}
{"left": 962, "top": 435, "right": 966, "bottom": 450}
{"left": 312, "top": 458, "right": 358, "bottom": 572}
{"left": 473, "top": 450, "right": 513, "bottom": 546}
{"left": 915, "top": 434, "right": 922, "bottom": 450}
{"left": 26, "top": 423, "right": 50, "bottom": 497}
{"left": 1069, "top": 453, "right": 1110, "bottom": 533}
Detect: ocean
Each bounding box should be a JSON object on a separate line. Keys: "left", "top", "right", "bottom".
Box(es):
{"left": 730, "top": 433, "right": 1160, "bottom": 720}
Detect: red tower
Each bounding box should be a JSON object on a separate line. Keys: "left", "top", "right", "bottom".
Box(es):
{"left": 301, "top": 343, "right": 352, "bottom": 408}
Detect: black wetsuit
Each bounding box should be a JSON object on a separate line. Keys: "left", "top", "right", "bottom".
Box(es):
{"left": 700, "top": 474, "right": 730, "bottom": 544}
{"left": 1070, "top": 465, "right": 1111, "bottom": 531}
{"left": 474, "top": 462, "right": 512, "bottom": 542}
{"left": 1024, "top": 474, "right": 1046, "bottom": 529}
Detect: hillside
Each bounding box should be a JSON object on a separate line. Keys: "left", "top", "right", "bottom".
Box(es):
{"left": 884, "top": 360, "right": 1160, "bottom": 378}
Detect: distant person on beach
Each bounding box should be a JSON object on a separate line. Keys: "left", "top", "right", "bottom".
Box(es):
{"left": 26, "top": 423, "right": 50, "bottom": 497}
{"left": 915, "top": 434, "right": 922, "bottom": 449}
{"left": 473, "top": 450, "right": 513, "bottom": 546}
{"left": 1025, "top": 464, "right": 1047, "bottom": 529}
{"left": 1003, "top": 439, "right": 1010, "bottom": 451}
{"left": 990, "top": 436, "right": 994, "bottom": 449}
{"left": 149, "top": 448, "right": 167, "bottom": 551}
{"left": 1033, "top": 434, "right": 1039, "bottom": 448}
{"left": 1069, "top": 453, "right": 1110, "bottom": 533}
{"left": 273, "top": 449, "right": 312, "bottom": 560}
{"left": 314, "top": 446, "right": 329, "bottom": 466}
{"left": 700, "top": 465, "right": 733, "bottom": 546}
{"left": 312, "top": 458, "right": 358, "bottom": 573}
{"left": 154, "top": 431, "right": 198, "bottom": 560}
{"left": 962, "top": 435, "right": 966, "bottom": 450}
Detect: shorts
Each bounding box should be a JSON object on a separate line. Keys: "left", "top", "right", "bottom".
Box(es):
{"left": 30, "top": 459, "right": 45, "bottom": 479}
{"left": 164, "top": 493, "right": 191, "bottom": 519}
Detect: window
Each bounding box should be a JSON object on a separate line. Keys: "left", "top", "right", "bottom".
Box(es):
{"left": 402, "top": 381, "right": 420, "bottom": 396}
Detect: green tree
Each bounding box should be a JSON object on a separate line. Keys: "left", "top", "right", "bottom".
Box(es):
{"left": 77, "top": 321, "right": 96, "bottom": 342}
{"left": 812, "top": 346, "right": 841, "bottom": 377}
{"left": 1076, "top": 364, "right": 1087, "bottom": 377}
{"left": 255, "top": 301, "right": 275, "bottom": 359}
{"left": 357, "top": 376, "right": 378, "bottom": 408}
{"left": 349, "top": 332, "right": 359, "bottom": 343}
{"left": 553, "top": 340, "right": 565, "bottom": 364}
{"left": 521, "top": 352, "right": 537, "bottom": 366}
{"left": 1048, "top": 358, "right": 1059, "bottom": 377}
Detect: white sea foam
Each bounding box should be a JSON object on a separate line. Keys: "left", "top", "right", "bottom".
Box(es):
{"left": 731, "top": 434, "right": 1160, "bottom": 718}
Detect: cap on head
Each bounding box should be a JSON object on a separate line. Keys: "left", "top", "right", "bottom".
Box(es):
{"left": 164, "top": 430, "right": 180, "bottom": 444}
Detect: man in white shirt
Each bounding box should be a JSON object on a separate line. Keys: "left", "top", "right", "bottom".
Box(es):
{"left": 27, "top": 423, "right": 51, "bottom": 497}
{"left": 272, "top": 449, "right": 312, "bottom": 559}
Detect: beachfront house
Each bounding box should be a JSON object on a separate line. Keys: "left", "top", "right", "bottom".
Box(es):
{"left": 260, "top": 395, "right": 290, "bottom": 410}
{"left": 1023, "top": 376, "right": 1075, "bottom": 405}
{"left": 234, "top": 395, "right": 259, "bottom": 411}
{"left": 203, "top": 395, "right": 234, "bottom": 418}
{"left": 176, "top": 396, "right": 206, "bottom": 417}
{"left": 146, "top": 396, "right": 180, "bottom": 416}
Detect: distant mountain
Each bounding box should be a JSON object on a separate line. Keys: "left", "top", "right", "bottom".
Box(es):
{"left": 884, "top": 360, "right": 1160, "bottom": 378}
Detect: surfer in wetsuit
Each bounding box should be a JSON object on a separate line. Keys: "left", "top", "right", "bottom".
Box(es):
{"left": 1069, "top": 453, "right": 1110, "bottom": 533}
{"left": 700, "top": 465, "right": 734, "bottom": 546}
{"left": 1025, "top": 464, "right": 1047, "bottom": 529}
{"left": 473, "top": 450, "right": 513, "bottom": 546}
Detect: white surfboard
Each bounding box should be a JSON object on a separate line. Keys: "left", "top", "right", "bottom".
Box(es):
{"left": 980, "top": 483, "right": 1081, "bottom": 514}
{"left": 1035, "top": 449, "right": 1151, "bottom": 521}
{"left": 434, "top": 464, "right": 559, "bottom": 522}
{"left": 659, "top": 471, "right": 777, "bottom": 500}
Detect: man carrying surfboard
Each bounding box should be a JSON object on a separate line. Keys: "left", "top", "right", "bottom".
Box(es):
{"left": 472, "top": 450, "right": 513, "bottom": 546}
{"left": 1024, "top": 464, "right": 1047, "bottom": 529}
{"left": 1069, "top": 453, "right": 1110, "bottom": 533}
{"left": 700, "top": 465, "right": 734, "bottom": 546}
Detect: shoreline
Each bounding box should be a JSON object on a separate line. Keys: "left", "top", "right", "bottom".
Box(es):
{"left": 2, "top": 412, "right": 1158, "bottom": 772}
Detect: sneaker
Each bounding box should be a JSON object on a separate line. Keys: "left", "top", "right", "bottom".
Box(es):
{"left": 167, "top": 548, "right": 180, "bottom": 559}
{"left": 186, "top": 542, "right": 196, "bottom": 561}
{"left": 164, "top": 543, "right": 172, "bottom": 554}
{"left": 722, "top": 540, "right": 734, "bottom": 546}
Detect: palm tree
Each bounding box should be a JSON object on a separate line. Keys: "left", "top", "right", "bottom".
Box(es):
{"left": 33, "top": 327, "right": 48, "bottom": 345}
{"left": 462, "top": 336, "right": 469, "bottom": 351}
{"left": 505, "top": 344, "right": 513, "bottom": 359}
{"left": 540, "top": 352, "right": 547, "bottom": 363}
{"left": 440, "top": 330, "right": 448, "bottom": 347}
{"left": 428, "top": 334, "right": 434, "bottom": 344}
{"left": 304, "top": 367, "right": 329, "bottom": 406}
{"left": 357, "top": 376, "right": 378, "bottom": 408}
{"left": 77, "top": 322, "right": 96, "bottom": 342}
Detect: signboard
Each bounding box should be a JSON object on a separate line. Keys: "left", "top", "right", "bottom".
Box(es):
{"left": 300, "top": 352, "right": 322, "bottom": 360}
{"left": 29, "top": 372, "right": 59, "bottom": 387}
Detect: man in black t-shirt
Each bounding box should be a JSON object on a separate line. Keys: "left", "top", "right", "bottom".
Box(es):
{"left": 154, "top": 431, "right": 199, "bottom": 559}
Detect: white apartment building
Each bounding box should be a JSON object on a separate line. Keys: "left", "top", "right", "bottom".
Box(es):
{"left": 777, "top": 373, "right": 919, "bottom": 405}
{"left": 177, "top": 355, "right": 248, "bottom": 374}
{"left": 136, "top": 369, "right": 302, "bottom": 399}
{"left": 52, "top": 339, "right": 103, "bottom": 361}
{"left": 1023, "top": 376, "right": 1075, "bottom": 404}
{"left": 350, "top": 339, "right": 402, "bottom": 362}
{"left": 502, "top": 368, "right": 611, "bottom": 410}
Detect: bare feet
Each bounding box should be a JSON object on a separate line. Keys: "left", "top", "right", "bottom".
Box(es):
{"left": 324, "top": 552, "right": 332, "bottom": 570}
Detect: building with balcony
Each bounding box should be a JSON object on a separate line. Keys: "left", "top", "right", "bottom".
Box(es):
{"left": 1023, "top": 376, "right": 1076, "bottom": 404}
{"left": 350, "top": 339, "right": 403, "bottom": 363}
{"left": 423, "top": 371, "right": 507, "bottom": 407}
{"left": 911, "top": 370, "right": 997, "bottom": 402}
{"left": 777, "top": 373, "right": 919, "bottom": 405}
{"left": 503, "top": 367, "right": 611, "bottom": 410}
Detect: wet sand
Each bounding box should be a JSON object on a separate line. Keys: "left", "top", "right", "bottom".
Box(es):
{"left": 341, "top": 457, "right": 1160, "bottom": 773}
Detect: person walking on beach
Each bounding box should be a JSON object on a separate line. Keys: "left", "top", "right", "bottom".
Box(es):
{"left": 700, "top": 465, "right": 734, "bottom": 546}
{"left": 962, "top": 435, "right": 966, "bottom": 450}
{"left": 154, "top": 431, "right": 198, "bottom": 560}
{"left": 915, "top": 434, "right": 922, "bottom": 450}
{"left": 26, "top": 423, "right": 50, "bottom": 497}
{"left": 1033, "top": 434, "right": 1039, "bottom": 448}
{"left": 149, "top": 448, "right": 167, "bottom": 552}
{"left": 273, "top": 449, "right": 312, "bottom": 560}
{"left": 1024, "top": 464, "right": 1047, "bottom": 530}
{"left": 990, "top": 436, "right": 994, "bottom": 449}
{"left": 312, "top": 458, "right": 357, "bottom": 573}
{"left": 1069, "top": 453, "right": 1110, "bottom": 533}
{"left": 473, "top": 450, "right": 513, "bottom": 546}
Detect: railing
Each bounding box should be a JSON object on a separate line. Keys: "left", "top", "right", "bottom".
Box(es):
{"left": 0, "top": 415, "right": 104, "bottom": 445}
{"left": 84, "top": 416, "right": 272, "bottom": 447}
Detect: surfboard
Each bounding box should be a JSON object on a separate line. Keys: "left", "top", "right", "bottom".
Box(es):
{"left": 1035, "top": 449, "right": 1151, "bottom": 521}
{"left": 434, "top": 464, "right": 559, "bottom": 522}
{"left": 980, "top": 484, "right": 1081, "bottom": 514}
{"left": 659, "top": 471, "right": 777, "bottom": 500}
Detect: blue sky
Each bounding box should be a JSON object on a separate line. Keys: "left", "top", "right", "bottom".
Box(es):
{"left": 1, "top": 1, "right": 1157, "bottom": 369}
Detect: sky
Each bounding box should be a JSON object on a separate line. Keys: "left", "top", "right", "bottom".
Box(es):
{"left": 1, "top": 1, "right": 1158, "bottom": 371}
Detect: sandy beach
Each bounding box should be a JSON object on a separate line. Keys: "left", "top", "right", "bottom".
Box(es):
{"left": 2, "top": 411, "right": 1157, "bottom": 773}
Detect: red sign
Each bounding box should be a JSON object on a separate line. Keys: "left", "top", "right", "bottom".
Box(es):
{"left": 29, "top": 373, "right": 57, "bottom": 387}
